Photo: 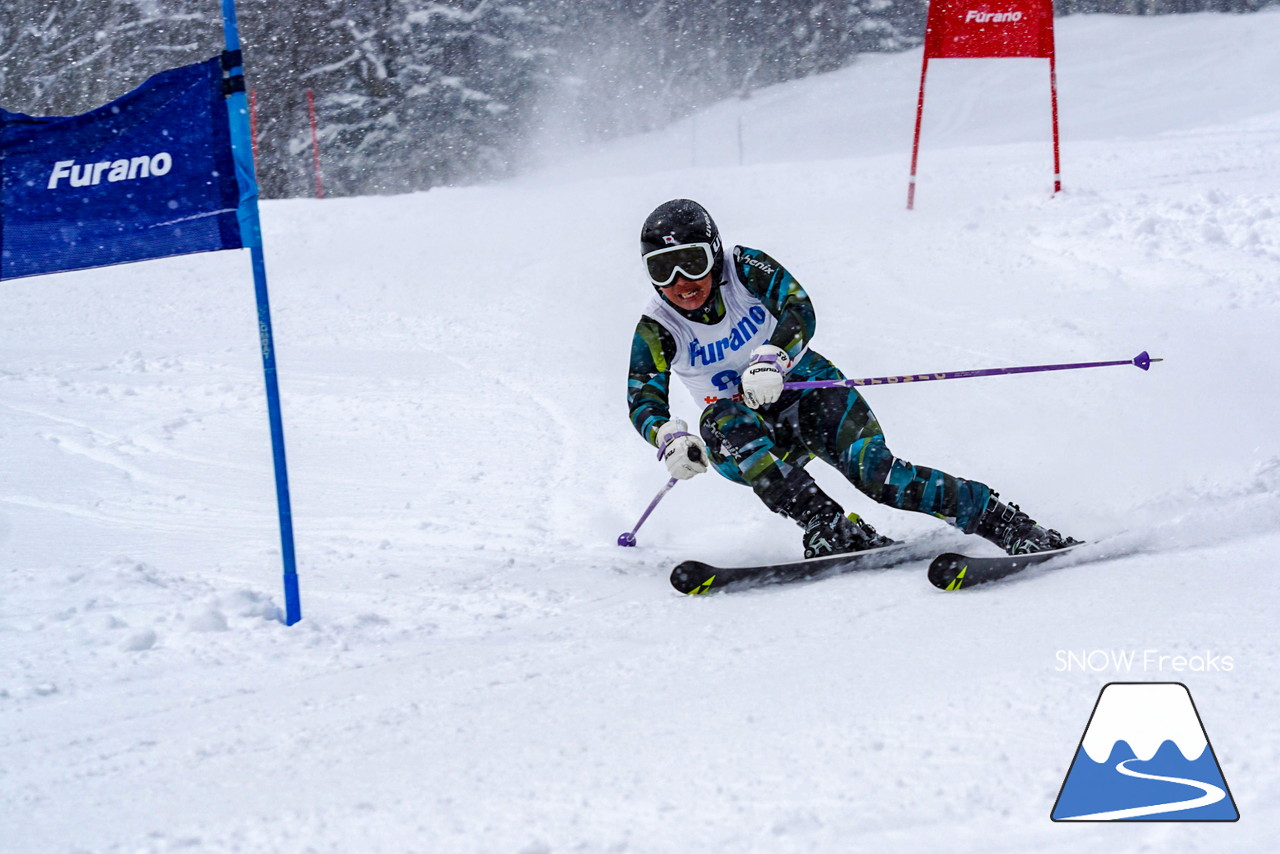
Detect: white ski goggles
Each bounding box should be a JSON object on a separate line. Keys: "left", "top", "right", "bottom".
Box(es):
{"left": 643, "top": 243, "right": 715, "bottom": 288}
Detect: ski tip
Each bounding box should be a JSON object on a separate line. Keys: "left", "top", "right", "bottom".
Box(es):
{"left": 670, "top": 561, "right": 716, "bottom": 595}
{"left": 927, "top": 553, "right": 967, "bottom": 591}
{"left": 929, "top": 542, "right": 1087, "bottom": 591}
{"left": 1133, "top": 351, "right": 1162, "bottom": 371}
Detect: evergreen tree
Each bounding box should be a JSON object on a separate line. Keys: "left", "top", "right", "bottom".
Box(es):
{"left": 1, "top": 0, "right": 1275, "bottom": 198}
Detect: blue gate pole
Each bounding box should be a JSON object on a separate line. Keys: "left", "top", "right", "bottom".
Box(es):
{"left": 221, "top": 0, "right": 301, "bottom": 625}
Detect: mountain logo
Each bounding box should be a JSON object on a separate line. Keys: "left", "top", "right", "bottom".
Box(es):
{"left": 1051, "top": 682, "right": 1239, "bottom": 822}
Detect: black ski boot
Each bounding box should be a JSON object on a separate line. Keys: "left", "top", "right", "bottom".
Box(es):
{"left": 970, "top": 494, "right": 1079, "bottom": 556}
{"left": 754, "top": 466, "right": 895, "bottom": 559}
{"left": 803, "top": 510, "right": 895, "bottom": 559}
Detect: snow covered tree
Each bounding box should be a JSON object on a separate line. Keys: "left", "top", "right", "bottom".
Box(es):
{"left": 0, "top": 1, "right": 216, "bottom": 115}
{"left": 2, "top": 0, "right": 1276, "bottom": 197}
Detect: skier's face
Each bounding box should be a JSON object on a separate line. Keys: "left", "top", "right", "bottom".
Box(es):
{"left": 661, "top": 273, "right": 713, "bottom": 311}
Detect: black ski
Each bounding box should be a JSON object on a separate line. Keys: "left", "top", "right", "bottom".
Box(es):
{"left": 671, "top": 541, "right": 928, "bottom": 595}
{"left": 927, "top": 542, "right": 1086, "bottom": 590}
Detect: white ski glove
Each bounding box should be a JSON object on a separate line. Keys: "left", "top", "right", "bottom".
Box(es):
{"left": 741, "top": 344, "right": 793, "bottom": 409}
{"left": 655, "top": 418, "right": 708, "bottom": 480}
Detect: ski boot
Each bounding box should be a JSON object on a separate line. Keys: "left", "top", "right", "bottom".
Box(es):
{"left": 971, "top": 494, "right": 1079, "bottom": 556}
{"left": 754, "top": 465, "right": 895, "bottom": 559}
{"left": 803, "top": 510, "right": 895, "bottom": 559}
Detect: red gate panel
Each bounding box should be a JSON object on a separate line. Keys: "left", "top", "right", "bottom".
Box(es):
{"left": 925, "top": 0, "right": 1055, "bottom": 59}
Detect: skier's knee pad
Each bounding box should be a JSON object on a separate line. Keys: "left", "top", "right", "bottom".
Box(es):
{"left": 842, "top": 436, "right": 926, "bottom": 508}
{"left": 842, "top": 435, "right": 896, "bottom": 491}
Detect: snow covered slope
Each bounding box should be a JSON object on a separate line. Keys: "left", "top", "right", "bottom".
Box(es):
{"left": 3, "top": 11, "right": 1279, "bottom": 853}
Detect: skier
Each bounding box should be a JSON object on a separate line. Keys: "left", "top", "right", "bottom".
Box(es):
{"left": 627, "top": 198, "right": 1078, "bottom": 559}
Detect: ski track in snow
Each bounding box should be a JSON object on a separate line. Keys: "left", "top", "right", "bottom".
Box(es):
{"left": 3, "top": 11, "right": 1280, "bottom": 854}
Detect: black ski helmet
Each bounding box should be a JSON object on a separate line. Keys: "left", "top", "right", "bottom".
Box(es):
{"left": 640, "top": 199, "right": 723, "bottom": 286}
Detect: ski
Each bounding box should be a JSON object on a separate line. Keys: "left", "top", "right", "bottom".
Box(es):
{"left": 671, "top": 541, "right": 929, "bottom": 595}
{"left": 927, "top": 542, "right": 1086, "bottom": 590}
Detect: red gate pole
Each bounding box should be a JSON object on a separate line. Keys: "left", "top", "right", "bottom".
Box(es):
{"left": 907, "top": 57, "right": 930, "bottom": 210}
{"left": 1049, "top": 53, "right": 1062, "bottom": 194}
{"left": 307, "top": 89, "right": 324, "bottom": 199}
{"left": 249, "top": 88, "right": 258, "bottom": 160}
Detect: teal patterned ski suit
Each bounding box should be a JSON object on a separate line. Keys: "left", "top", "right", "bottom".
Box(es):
{"left": 627, "top": 245, "right": 993, "bottom": 533}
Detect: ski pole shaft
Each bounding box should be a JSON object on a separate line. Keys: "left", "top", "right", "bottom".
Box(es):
{"left": 782, "top": 351, "right": 1161, "bottom": 392}
{"left": 617, "top": 446, "right": 704, "bottom": 546}
{"left": 617, "top": 478, "right": 677, "bottom": 547}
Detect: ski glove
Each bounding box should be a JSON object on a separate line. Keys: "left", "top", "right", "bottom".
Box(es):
{"left": 741, "top": 344, "right": 793, "bottom": 409}
{"left": 656, "top": 418, "right": 708, "bottom": 480}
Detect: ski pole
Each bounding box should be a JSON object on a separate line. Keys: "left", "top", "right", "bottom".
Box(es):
{"left": 781, "top": 351, "right": 1162, "bottom": 393}
{"left": 617, "top": 445, "right": 703, "bottom": 547}
{"left": 617, "top": 478, "right": 677, "bottom": 547}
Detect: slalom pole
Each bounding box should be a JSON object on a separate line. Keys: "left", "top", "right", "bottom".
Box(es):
{"left": 617, "top": 445, "right": 704, "bottom": 546}
{"left": 782, "top": 351, "right": 1161, "bottom": 393}
{"left": 249, "top": 88, "right": 258, "bottom": 159}
{"left": 222, "top": 0, "right": 301, "bottom": 625}
{"left": 907, "top": 55, "right": 930, "bottom": 210}
{"left": 307, "top": 89, "right": 324, "bottom": 199}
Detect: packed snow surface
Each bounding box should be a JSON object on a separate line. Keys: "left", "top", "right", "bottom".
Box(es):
{"left": 3, "top": 11, "right": 1279, "bottom": 853}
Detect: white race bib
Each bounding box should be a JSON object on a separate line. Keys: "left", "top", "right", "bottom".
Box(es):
{"left": 645, "top": 266, "right": 777, "bottom": 406}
